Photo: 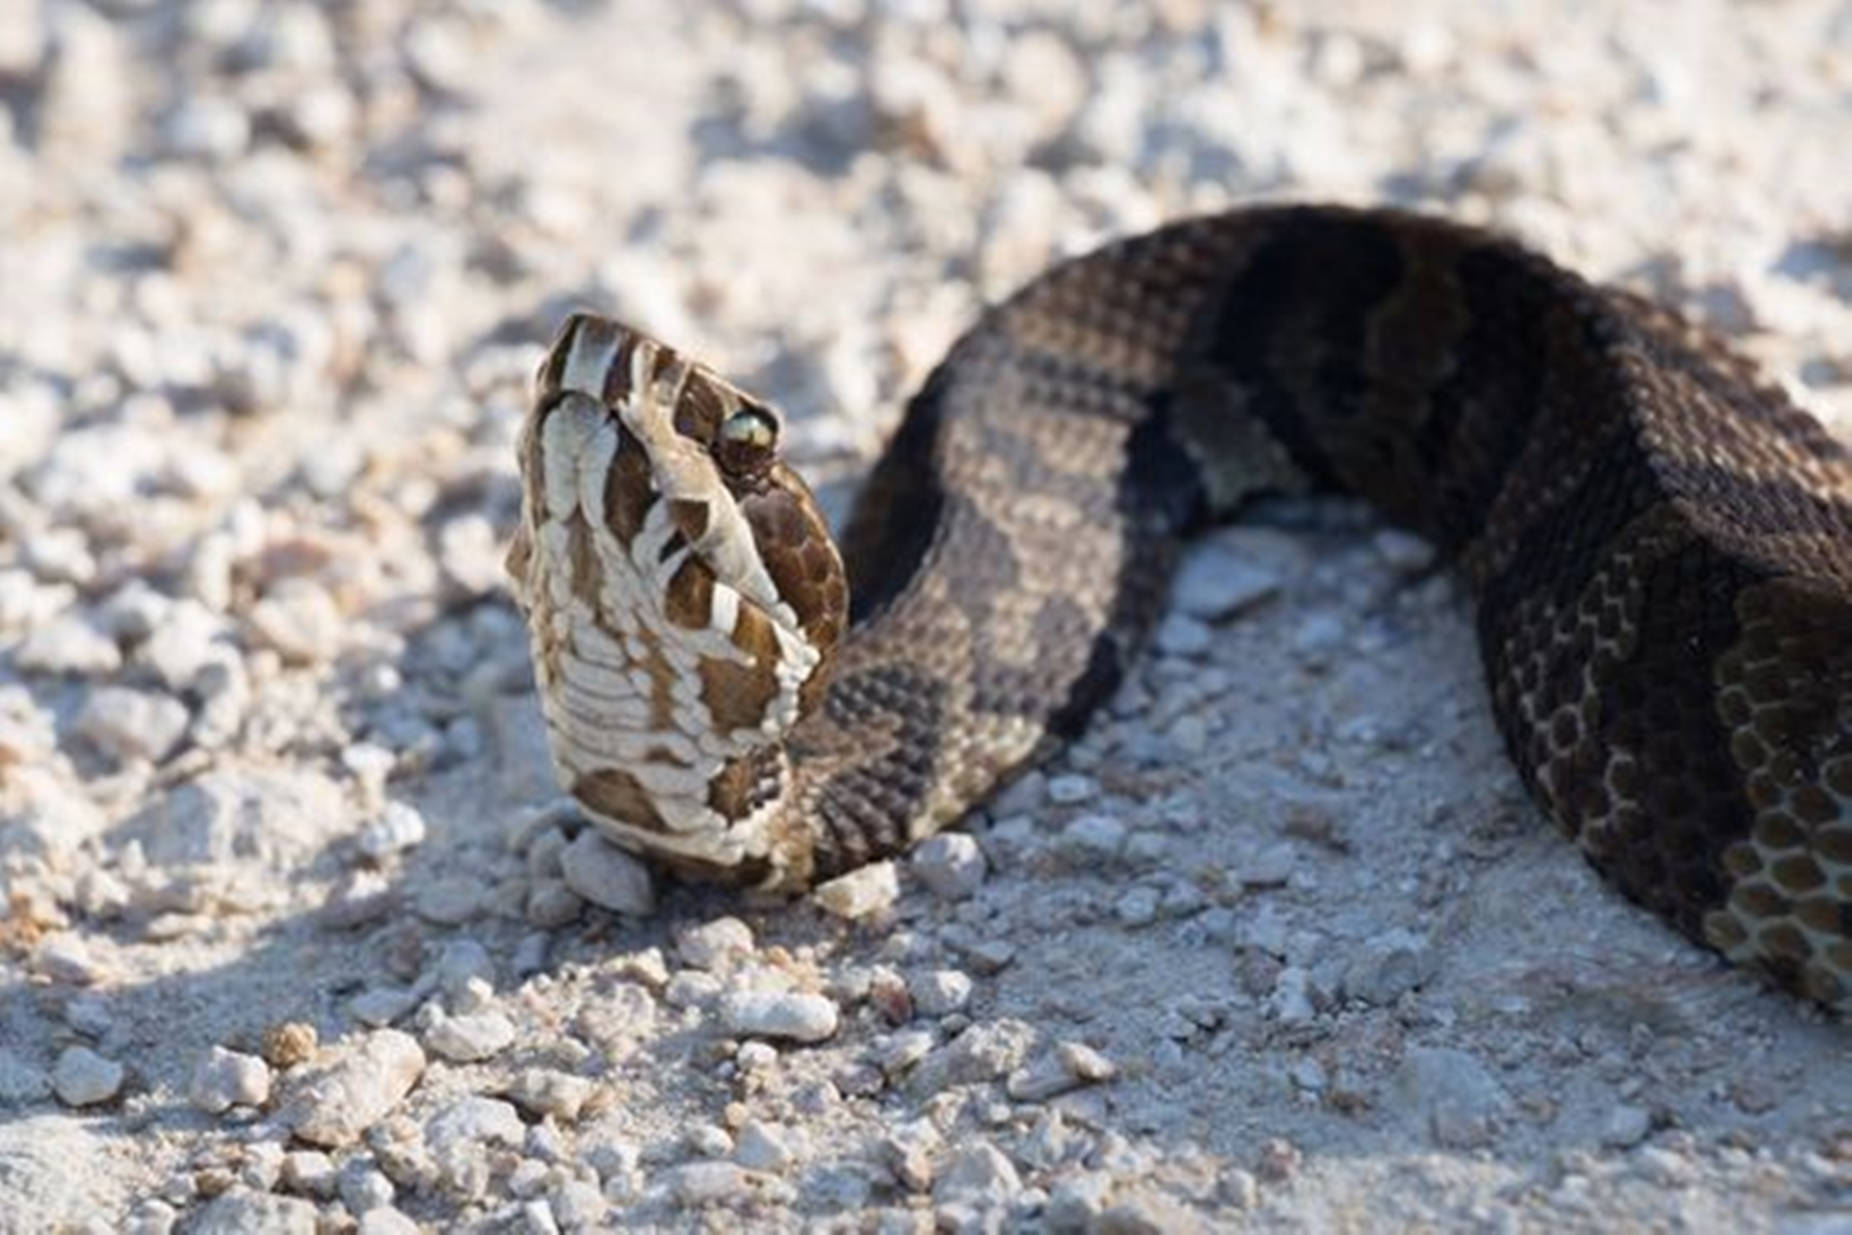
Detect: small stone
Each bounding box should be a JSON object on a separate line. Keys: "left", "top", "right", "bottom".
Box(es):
{"left": 1114, "top": 885, "right": 1161, "bottom": 928}
{"left": 426, "top": 1095, "right": 525, "bottom": 1156}
{"left": 525, "top": 878, "right": 585, "bottom": 927}
{"left": 1221, "top": 1167, "right": 1260, "bottom": 1209}
{"left": 687, "top": 1123, "right": 733, "bottom": 1158}
{"left": 280, "top": 1151, "right": 337, "bottom": 1198}
{"left": 676, "top": 917, "right": 755, "bottom": 970}
{"left": 357, "top": 801, "right": 427, "bottom": 859}
{"left": 15, "top": 614, "right": 121, "bottom": 675}
{"left": 188, "top": 1191, "right": 317, "bottom": 1235}
{"left": 873, "top": 1029, "right": 936, "bottom": 1080}
{"left": 1239, "top": 841, "right": 1297, "bottom": 887}
{"left": 911, "top": 833, "right": 987, "bottom": 900}
{"left": 239, "top": 1141, "right": 285, "bottom": 1192}
{"left": 424, "top": 1010, "right": 517, "bottom": 1063}
{"left": 413, "top": 877, "right": 484, "bottom": 925}
{"left": 1006, "top": 1042, "right": 1118, "bottom": 1102}
{"left": 1372, "top": 528, "right": 1436, "bottom": 574}
{"left": 1292, "top": 611, "right": 1346, "bottom": 662}
{"left": 721, "top": 991, "right": 840, "bottom": 1043}
{"left": 1601, "top": 1104, "right": 1653, "bottom": 1148}
{"left": 51, "top": 1045, "right": 123, "bottom": 1106}
{"left": 941, "top": 928, "right": 1017, "bottom": 976}
{"left": 1170, "top": 544, "right": 1283, "bottom": 620}
{"left": 283, "top": 1029, "right": 425, "bottom": 1148}
{"left": 439, "top": 514, "right": 504, "bottom": 595}
{"left": 1046, "top": 1171, "right": 1113, "bottom": 1229}
{"left": 75, "top": 686, "right": 191, "bottom": 764}
{"left": 339, "top": 1163, "right": 395, "bottom": 1214}
{"left": 932, "top": 1142, "right": 1021, "bottom": 1206}
{"left": 349, "top": 986, "right": 417, "bottom": 1027}
{"left": 505, "top": 1068, "right": 596, "bottom": 1122}
{"left": 1152, "top": 613, "right": 1213, "bottom": 657}
{"left": 33, "top": 935, "right": 105, "bottom": 985}
{"left": 911, "top": 969, "right": 973, "bottom": 1017}
{"left": 403, "top": 16, "right": 474, "bottom": 94}
{"left": 1340, "top": 929, "right": 1434, "bottom": 1004}
{"left": 1268, "top": 966, "right": 1318, "bottom": 1025}
{"left": 734, "top": 1119, "right": 795, "bottom": 1172}
{"left": 662, "top": 1161, "right": 754, "bottom": 1206}
{"left": 560, "top": 831, "right": 655, "bottom": 915}
{"left": 190, "top": 1046, "right": 272, "bottom": 1113}
{"left": 248, "top": 580, "right": 342, "bottom": 663}
{"left": 1046, "top": 774, "right": 1098, "bottom": 805}
{"left": 813, "top": 861, "right": 899, "bottom": 919}
{"left": 116, "top": 768, "right": 346, "bottom": 868}
{"left": 141, "top": 601, "right": 235, "bottom": 690}
{"left": 164, "top": 96, "right": 250, "bottom": 159}
{"left": 356, "top": 1207, "right": 421, "bottom": 1235}
{"left": 552, "top": 1177, "right": 607, "bottom": 1226}
{"left": 435, "top": 937, "right": 495, "bottom": 999}
{"left": 1057, "top": 813, "right": 1126, "bottom": 864}
{"left": 910, "top": 1020, "right": 1036, "bottom": 1096}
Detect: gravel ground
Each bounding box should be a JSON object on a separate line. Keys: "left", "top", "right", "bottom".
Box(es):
{"left": 2, "top": 1, "right": 1850, "bottom": 1232}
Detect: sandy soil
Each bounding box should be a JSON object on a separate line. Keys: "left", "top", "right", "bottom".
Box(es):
{"left": 0, "top": 1, "right": 1847, "bottom": 1231}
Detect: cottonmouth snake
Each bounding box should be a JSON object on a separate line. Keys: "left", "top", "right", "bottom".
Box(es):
{"left": 506, "top": 205, "right": 1852, "bottom": 1012}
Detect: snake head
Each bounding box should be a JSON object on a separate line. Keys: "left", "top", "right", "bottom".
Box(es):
{"left": 507, "top": 313, "right": 847, "bottom": 874}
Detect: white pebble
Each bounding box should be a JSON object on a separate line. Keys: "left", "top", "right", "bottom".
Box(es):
{"left": 721, "top": 990, "right": 840, "bottom": 1043}
{"left": 733, "top": 1119, "right": 795, "bottom": 1172}
{"left": 281, "top": 1151, "right": 337, "bottom": 1198}
{"left": 675, "top": 917, "right": 756, "bottom": 970}
{"left": 560, "top": 831, "right": 655, "bottom": 915}
{"left": 1005, "top": 1042, "right": 1118, "bottom": 1102}
{"left": 426, "top": 1095, "right": 525, "bottom": 1157}
{"left": 423, "top": 1010, "right": 517, "bottom": 1063}
{"left": 1170, "top": 545, "right": 1282, "bottom": 620}
{"left": 1602, "top": 1104, "right": 1653, "bottom": 1148}
{"left": 357, "top": 801, "right": 427, "bottom": 859}
{"left": 356, "top": 1207, "right": 421, "bottom": 1235}
{"left": 910, "top": 833, "right": 988, "bottom": 899}
{"left": 75, "top": 685, "right": 191, "bottom": 764}
{"left": 505, "top": 1068, "right": 596, "bottom": 1122}
{"left": 283, "top": 1029, "right": 425, "bottom": 1148}
{"left": 1152, "top": 613, "right": 1214, "bottom": 657}
{"left": 911, "top": 969, "right": 973, "bottom": 1017}
{"left": 1057, "top": 813, "right": 1126, "bottom": 864}
{"left": 813, "top": 861, "right": 899, "bottom": 919}
{"left": 52, "top": 1045, "right": 123, "bottom": 1106}
{"left": 16, "top": 614, "right": 121, "bottom": 674}
{"left": 189, "top": 1045, "right": 271, "bottom": 1113}
{"left": 1045, "top": 773, "right": 1097, "bottom": 805}
{"left": 931, "top": 1141, "right": 1022, "bottom": 1206}
{"left": 666, "top": 1161, "right": 754, "bottom": 1206}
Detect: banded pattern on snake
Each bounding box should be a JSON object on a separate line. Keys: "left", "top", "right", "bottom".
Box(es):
{"left": 506, "top": 205, "right": 1852, "bottom": 1011}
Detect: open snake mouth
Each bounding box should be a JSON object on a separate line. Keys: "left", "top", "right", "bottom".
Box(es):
{"left": 534, "top": 315, "right": 796, "bottom": 633}
{"left": 507, "top": 313, "right": 848, "bottom": 870}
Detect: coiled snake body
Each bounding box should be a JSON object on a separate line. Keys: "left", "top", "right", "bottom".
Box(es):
{"left": 507, "top": 205, "right": 1852, "bottom": 1011}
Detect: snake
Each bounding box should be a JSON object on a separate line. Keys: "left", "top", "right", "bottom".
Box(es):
{"left": 505, "top": 204, "right": 1852, "bottom": 1013}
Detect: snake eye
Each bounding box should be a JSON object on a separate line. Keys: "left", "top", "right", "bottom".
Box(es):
{"left": 721, "top": 406, "right": 777, "bottom": 450}
{"left": 717, "top": 405, "right": 779, "bottom": 473}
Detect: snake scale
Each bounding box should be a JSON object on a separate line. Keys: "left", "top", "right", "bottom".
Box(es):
{"left": 506, "top": 204, "right": 1852, "bottom": 1012}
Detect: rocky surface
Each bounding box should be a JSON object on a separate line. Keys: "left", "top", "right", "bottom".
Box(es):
{"left": 1, "top": 1, "right": 1848, "bottom": 1231}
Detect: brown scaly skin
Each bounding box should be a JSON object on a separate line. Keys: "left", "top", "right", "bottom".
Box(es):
{"left": 510, "top": 205, "right": 1852, "bottom": 1012}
